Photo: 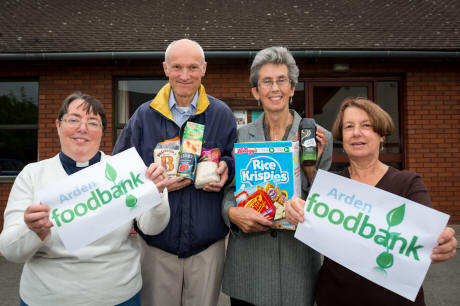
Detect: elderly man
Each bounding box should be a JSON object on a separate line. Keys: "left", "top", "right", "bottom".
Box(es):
{"left": 113, "top": 39, "right": 237, "bottom": 306}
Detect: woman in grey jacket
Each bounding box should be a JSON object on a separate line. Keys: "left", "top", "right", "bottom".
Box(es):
{"left": 221, "top": 47, "right": 333, "bottom": 306}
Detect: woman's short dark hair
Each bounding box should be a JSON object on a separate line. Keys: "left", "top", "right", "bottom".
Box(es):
{"left": 332, "top": 97, "right": 394, "bottom": 141}
{"left": 249, "top": 46, "right": 299, "bottom": 88}
{"left": 57, "top": 91, "right": 107, "bottom": 131}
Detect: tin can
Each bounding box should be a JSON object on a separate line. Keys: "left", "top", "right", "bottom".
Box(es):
{"left": 177, "top": 152, "right": 197, "bottom": 180}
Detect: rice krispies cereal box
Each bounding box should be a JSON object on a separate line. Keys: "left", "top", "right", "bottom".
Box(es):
{"left": 234, "top": 141, "right": 301, "bottom": 230}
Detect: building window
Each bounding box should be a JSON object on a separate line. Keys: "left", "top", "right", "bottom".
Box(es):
{"left": 0, "top": 80, "right": 38, "bottom": 176}
{"left": 115, "top": 79, "right": 168, "bottom": 139}
{"left": 291, "top": 81, "right": 306, "bottom": 117}
{"left": 303, "top": 79, "right": 401, "bottom": 171}
{"left": 376, "top": 81, "right": 400, "bottom": 155}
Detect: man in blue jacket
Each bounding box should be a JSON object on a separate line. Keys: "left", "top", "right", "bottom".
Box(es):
{"left": 113, "top": 39, "right": 237, "bottom": 306}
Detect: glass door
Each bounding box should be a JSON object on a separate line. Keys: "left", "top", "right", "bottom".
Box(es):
{"left": 305, "top": 81, "right": 372, "bottom": 171}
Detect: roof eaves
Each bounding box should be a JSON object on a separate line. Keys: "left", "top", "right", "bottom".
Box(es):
{"left": 0, "top": 50, "right": 459, "bottom": 61}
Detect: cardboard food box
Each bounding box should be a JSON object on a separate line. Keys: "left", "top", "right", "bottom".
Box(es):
{"left": 177, "top": 122, "right": 205, "bottom": 181}
{"left": 234, "top": 141, "right": 301, "bottom": 230}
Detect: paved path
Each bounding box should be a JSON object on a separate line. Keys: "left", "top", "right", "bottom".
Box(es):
{"left": 1, "top": 225, "right": 458, "bottom": 306}
{"left": 1, "top": 255, "right": 458, "bottom": 306}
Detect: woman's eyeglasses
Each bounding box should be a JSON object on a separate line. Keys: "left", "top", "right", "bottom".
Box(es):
{"left": 258, "top": 78, "right": 292, "bottom": 89}
{"left": 60, "top": 117, "right": 103, "bottom": 130}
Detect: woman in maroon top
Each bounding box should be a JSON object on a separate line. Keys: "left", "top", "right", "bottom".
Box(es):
{"left": 285, "top": 98, "right": 457, "bottom": 306}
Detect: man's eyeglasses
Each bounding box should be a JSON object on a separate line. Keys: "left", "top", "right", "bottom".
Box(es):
{"left": 258, "top": 78, "right": 291, "bottom": 89}
{"left": 60, "top": 117, "right": 103, "bottom": 130}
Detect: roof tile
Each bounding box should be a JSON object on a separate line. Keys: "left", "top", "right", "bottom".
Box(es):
{"left": 0, "top": 0, "right": 459, "bottom": 53}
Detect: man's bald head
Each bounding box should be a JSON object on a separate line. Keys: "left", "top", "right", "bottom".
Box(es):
{"left": 164, "top": 39, "right": 205, "bottom": 66}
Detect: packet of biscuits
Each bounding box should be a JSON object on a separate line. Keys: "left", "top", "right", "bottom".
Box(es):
{"left": 263, "top": 181, "right": 295, "bottom": 229}
{"left": 177, "top": 122, "right": 205, "bottom": 181}
{"left": 153, "top": 137, "right": 180, "bottom": 177}
{"left": 260, "top": 181, "right": 288, "bottom": 221}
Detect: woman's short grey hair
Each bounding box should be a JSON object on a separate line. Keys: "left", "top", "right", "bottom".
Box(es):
{"left": 249, "top": 46, "right": 299, "bottom": 88}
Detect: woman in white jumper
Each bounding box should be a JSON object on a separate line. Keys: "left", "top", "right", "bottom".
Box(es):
{"left": 0, "top": 92, "right": 170, "bottom": 306}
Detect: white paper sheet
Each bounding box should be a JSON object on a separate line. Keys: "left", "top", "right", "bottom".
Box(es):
{"left": 39, "top": 147, "right": 162, "bottom": 252}
{"left": 295, "top": 170, "right": 449, "bottom": 301}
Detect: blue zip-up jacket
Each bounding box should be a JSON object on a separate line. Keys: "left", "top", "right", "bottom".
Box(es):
{"left": 113, "top": 83, "right": 237, "bottom": 258}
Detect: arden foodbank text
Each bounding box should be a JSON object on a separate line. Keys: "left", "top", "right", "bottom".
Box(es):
{"left": 328, "top": 188, "right": 373, "bottom": 214}
{"left": 59, "top": 182, "right": 98, "bottom": 204}
{"left": 306, "top": 191, "right": 423, "bottom": 260}
{"left": 52, "top": 172, "right": 144, "bottom": 227}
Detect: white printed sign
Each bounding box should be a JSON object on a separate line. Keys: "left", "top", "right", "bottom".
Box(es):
{"left": 39, "top": 147, "right": 162, "bottom": 253}
{"left": 295, "top": 170, "right": 449, "bottom": 301}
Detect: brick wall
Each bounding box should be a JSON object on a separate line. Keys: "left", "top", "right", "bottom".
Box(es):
{"left": 38, "top": 62, "right": 118, "bottom": 159}
{"left": 0, "top": 58, "right": 459, "bottom": 232}
{"left": 405, "top": 70, "right": 460, "bottom": 222}
{"left": 0, "top": 183, "right": 12, "bottom": 231}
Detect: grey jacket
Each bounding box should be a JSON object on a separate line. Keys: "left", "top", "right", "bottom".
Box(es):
{"left": 221, "top": 110, "right": 333, "bottom": 306}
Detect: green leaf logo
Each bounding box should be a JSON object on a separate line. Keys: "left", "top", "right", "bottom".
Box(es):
{"left": 376, "top": 251, "right": 394, "bottom": 269}
{"left": 374, "top": 204, "right": 406, "bottom": 274}
{"left": 125, "top": 194, "right": 138, "bottom": 208}
{"left": 386, "top": 204, "right": 405, "bottom": 227}
{"left": 105, "top": 163, "right": 117, "bottom": 183}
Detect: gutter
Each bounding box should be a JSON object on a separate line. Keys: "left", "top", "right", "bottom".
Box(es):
{"left": 0, "top": 50, "right": 459, "bottom": 61}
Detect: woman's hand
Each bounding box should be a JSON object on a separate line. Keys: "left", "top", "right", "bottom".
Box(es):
{"left": 146, "top": 163, "right": 168, "bottom": 193}
{"left": 316, "top": 126, "right": 327, "bottom": 161}
{"left": 228, "top": 206, "right": 273, "bottom": 233}
{"left": 285, "top": 197, "right": 306, "bottom": 226}
{"left": 431, "top": 226, "right": 457, "bottom": 263}
{"left": 302, "top": 127, "right": 327, "bottom": 183}
{"left": 24, "top": 204, "right": 53, "bottom": 241}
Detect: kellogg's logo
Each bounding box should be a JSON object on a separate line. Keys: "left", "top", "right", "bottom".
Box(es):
{"left": 240, "top": 156, "right": 289, "bottom": 184}
{"left": 237, "top": 147, "right": 258, "bottom": 155}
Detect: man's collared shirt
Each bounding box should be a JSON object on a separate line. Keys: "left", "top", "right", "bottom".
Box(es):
{"left": 168, "top": 89, "right": 198, "bottom": 127}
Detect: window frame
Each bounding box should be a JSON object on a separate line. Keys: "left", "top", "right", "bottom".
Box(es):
{"left": 113, "top": 77, "right": 168, "bottom": 142}
{"left": 0, "top": 78, "right": 39, "bottom": 181}
{"left": 301, "top": 75, "right": 404, "bottom": 169}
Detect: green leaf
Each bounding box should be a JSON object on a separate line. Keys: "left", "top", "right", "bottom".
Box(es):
{"left": 386, "top": 204, "right": 405, "bottom": 227}
{"left": 105, "top": 163, "right": 117, "bottom": 183}
{"left": 125, "top": 194, "right": 138, "bottom": 207}
{"left": 376, "top": 251, "right": 394, "bottom": 269}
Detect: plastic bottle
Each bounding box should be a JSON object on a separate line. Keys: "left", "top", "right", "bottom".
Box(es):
{"left": 299, "top": 118, "right": 317, "bottom": 166}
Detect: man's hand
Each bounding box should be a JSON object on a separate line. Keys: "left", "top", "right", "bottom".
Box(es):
{"left": 203, "top": 161, "right": 228, "bottom": 192}
{"left": 167, "top": 176, "right": 192, "bottom": 192}
{"left": 228, "top": 206, "right": 274, "bottom": 233}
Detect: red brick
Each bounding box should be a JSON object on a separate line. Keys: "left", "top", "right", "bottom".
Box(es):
{"left": 1, "top": 59, "right": 460, "bottom": 230}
